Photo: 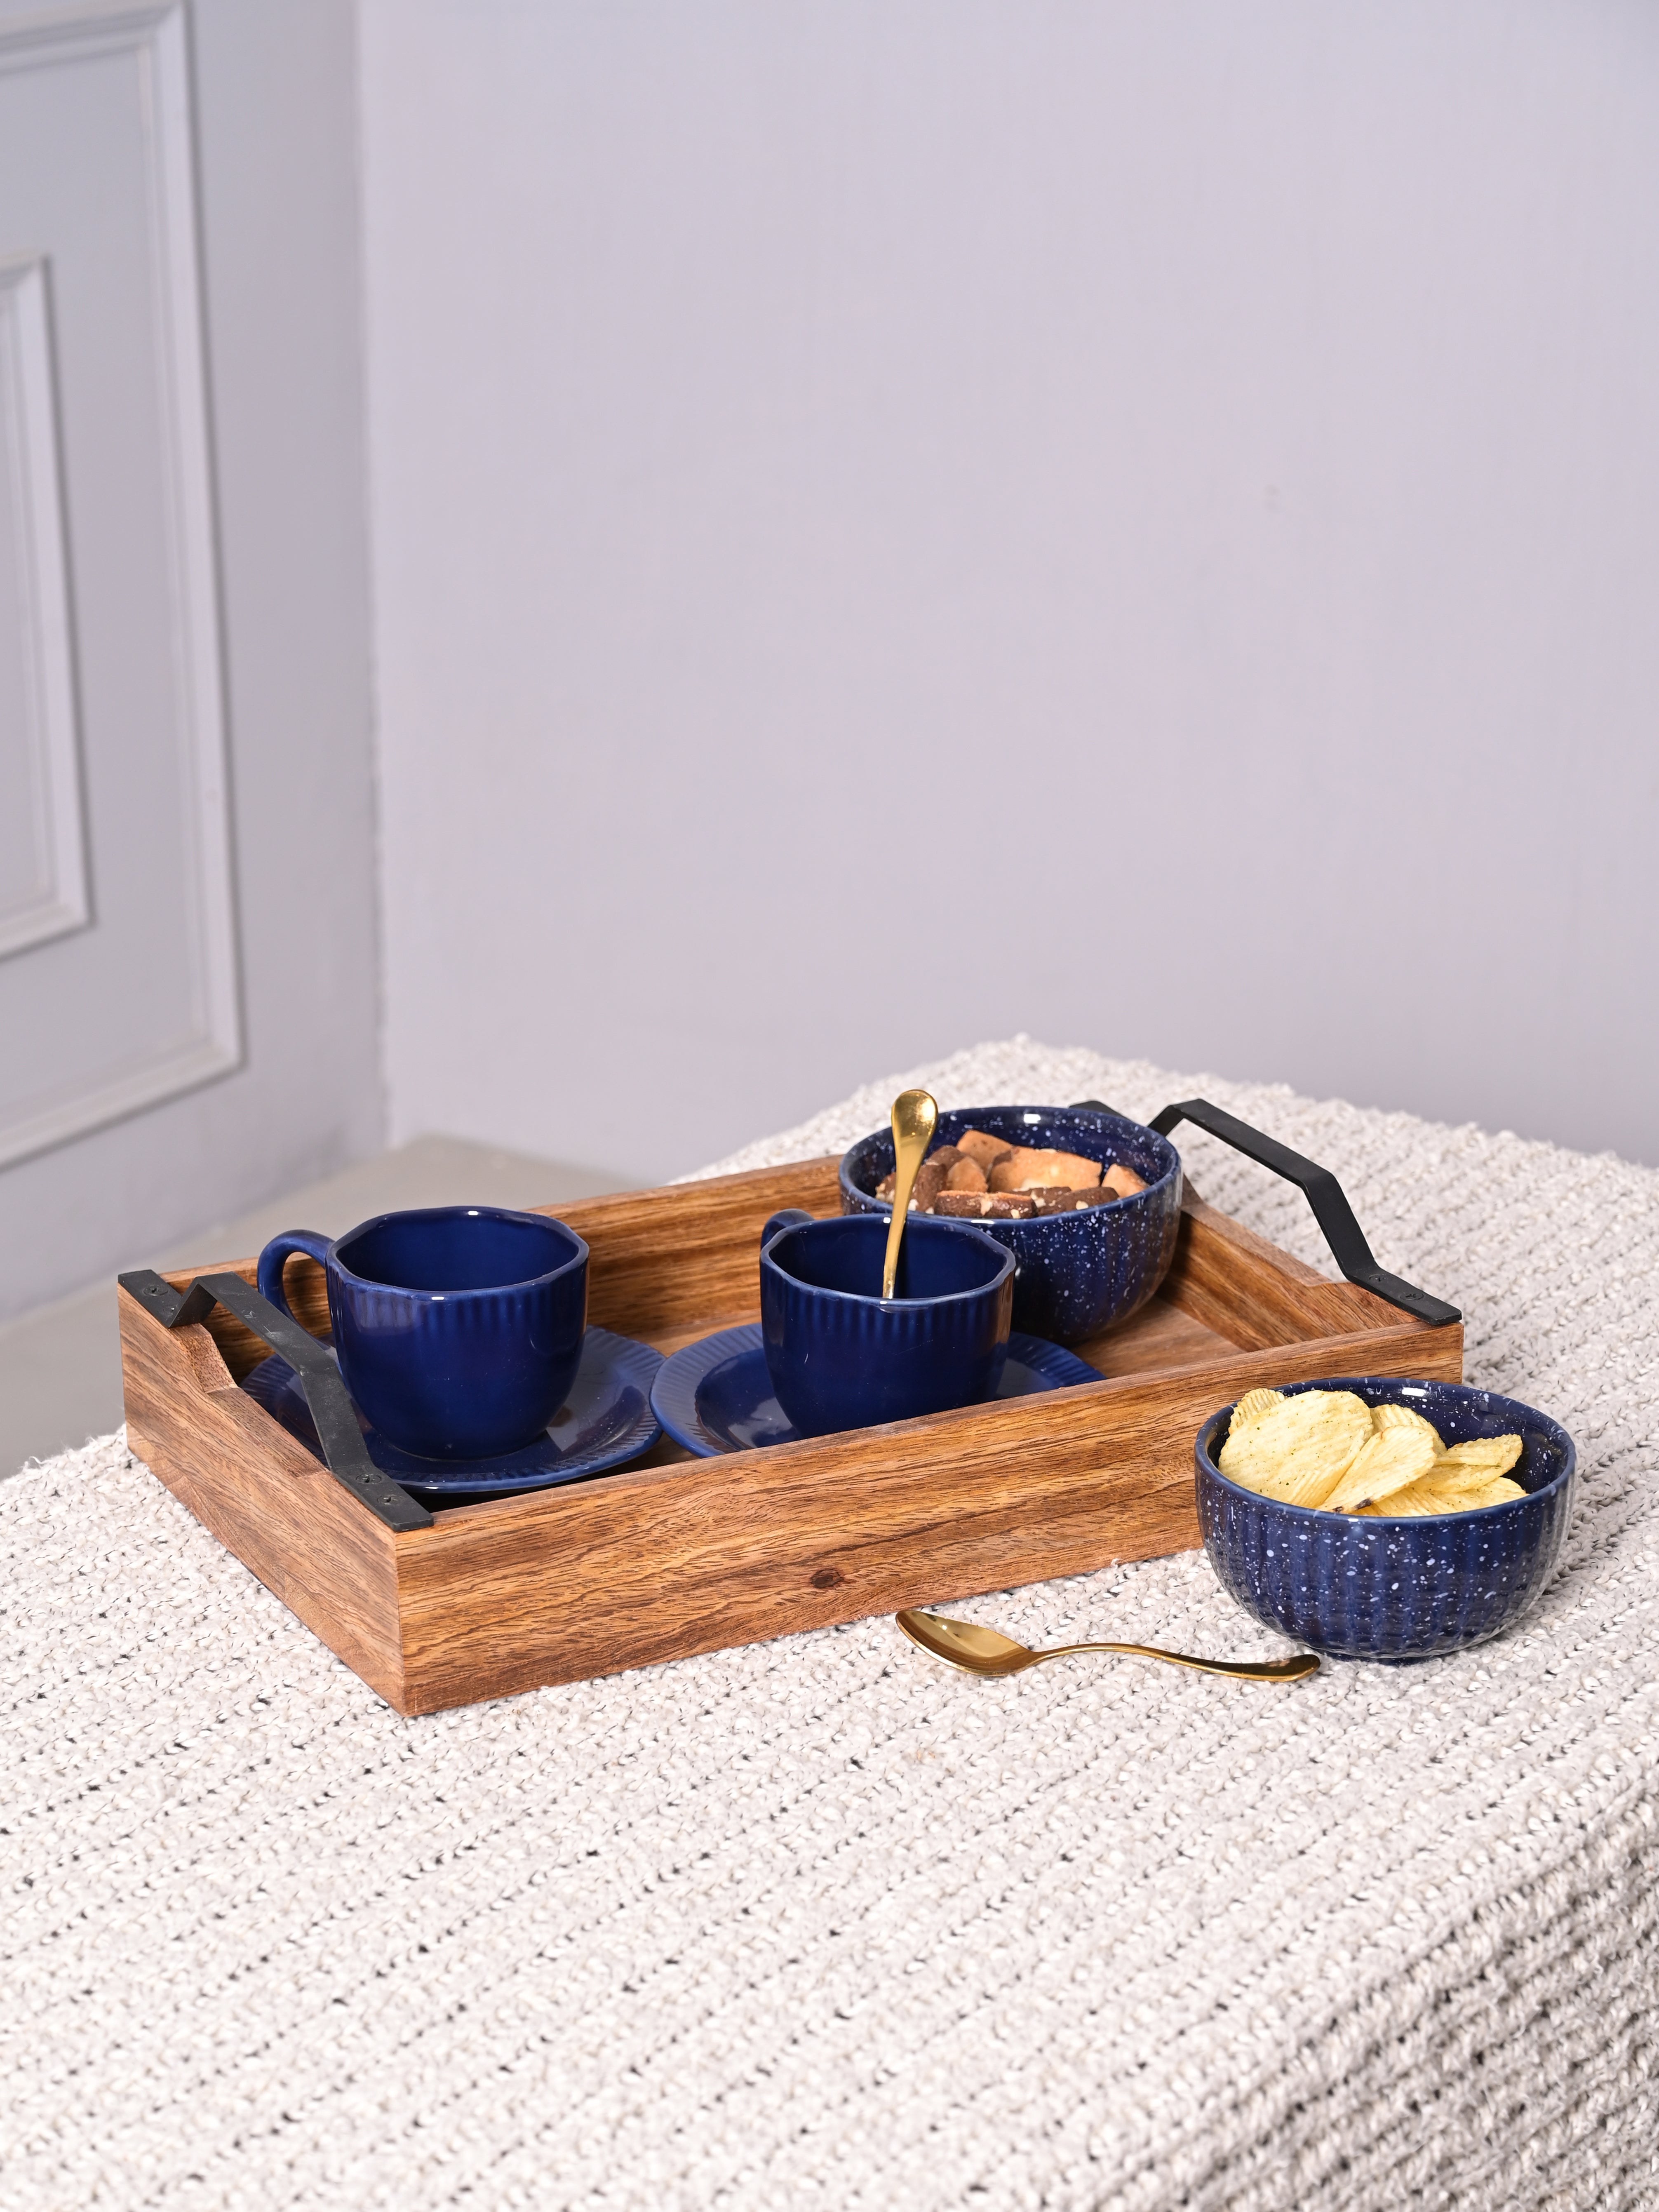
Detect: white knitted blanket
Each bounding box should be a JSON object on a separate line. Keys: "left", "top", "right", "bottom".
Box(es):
{"left": 5, "top": 1039, "right": 1657, "bottom": 2212}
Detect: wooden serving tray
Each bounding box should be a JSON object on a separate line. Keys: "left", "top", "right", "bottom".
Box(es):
{"left": 119, "top": 1155, "right": 1463, "bottom": 1715}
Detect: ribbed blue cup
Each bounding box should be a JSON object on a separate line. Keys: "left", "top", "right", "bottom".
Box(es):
{"left": 839, "top": 1104, "right": 1182, "bottom": 1344}
{"left": 256, "top": 1206, "right": 587, "bottom": 1460}
{"left": 1195, "top": 1377, "right": 1578, "bottom": 1662}
{"left": 759, "top": 1212, "right": 1014, "bottom": 1439}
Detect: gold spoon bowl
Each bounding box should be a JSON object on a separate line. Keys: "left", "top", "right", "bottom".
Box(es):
{"left": 897, "top": 1608, "right": 1320, "bottom": 1683}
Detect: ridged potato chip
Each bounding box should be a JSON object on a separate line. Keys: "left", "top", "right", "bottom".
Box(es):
{"left": 1378, "top": 1448, "right": 1527, "bottom": 1515}
{"left": 1324, "top": 1424, "right": 1438, "bottom": 1513}
{"left": 1372, "top": 1401, "right": 1444, "bottom": 1452}
{"left": 1433, "top": 1434, "right": 1523, "bottom": 1479}
{"left": 1229, "top": 1388, "right": 1282, "bottom": 1432}
{"left": 1362, "top": 1470, "right": 1525, "bottom": 1516}
{"left": 1218, "top": 1389, "right": 1373, "bottom": 1509}
{"left": 1425, "top": 1457, "right": 1521, "bottom": 1501}
{"left": 1451, "top": 1474, "right": 1526, "bottom": 1510}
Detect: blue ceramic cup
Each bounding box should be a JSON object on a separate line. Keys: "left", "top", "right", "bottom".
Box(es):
{"left": 256, "top": 1206, "right": 588, "bottom": 1461}
{"left": 759, "top": 1209, "right": 1014, "bottom": 1439}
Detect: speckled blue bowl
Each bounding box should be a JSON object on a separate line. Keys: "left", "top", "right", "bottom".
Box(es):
{"left": 1196, "top": 1377, "right": 1578, "bottom": 1662}
{"left": 839, "top": 1105, "right": 1182, "bottom": 1345}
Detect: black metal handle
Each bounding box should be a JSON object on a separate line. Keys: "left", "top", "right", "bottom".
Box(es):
{"left": 1069, "top": 1097, "right": 1459, "bottom": 1327}
{"left": 118, "top": 1268, "right": 432, "bottom": 1530}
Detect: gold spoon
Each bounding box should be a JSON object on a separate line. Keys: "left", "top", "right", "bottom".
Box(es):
{"left": 897, "top": 1608, "right": 1320, "bottom": 1683}
{"left": 881, "top": 1087, "right": 940, "bottom": 1299}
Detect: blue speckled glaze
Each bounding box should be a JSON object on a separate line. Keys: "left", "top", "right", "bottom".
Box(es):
{"left": 238, "top": 1324, "right": 661, "bottom": 1504}
{"left": 652, "top": 1323, "right": 1100, "bottom": 1456}
{"left": 760, "top": 1212, "right": 1014, "bottom": 1438}
{"left": 1196, "top": 1377, "right": 1578, "bottom": 1662}
{"left": 256, "top": 1206, "right": 588, "bottom": 1461}
{"left": 839, "top": 1104, "right": 1182, "bottom": 1345}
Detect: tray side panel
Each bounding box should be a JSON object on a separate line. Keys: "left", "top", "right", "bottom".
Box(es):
{"left": 148, "top": 1255, "right": 329, "bottom": 1382}
{"left": 1074, "top": 1292, "right": 1241, "bottom": 1378}
{"left": 392, "top": 1314, "right": 1462, "bottom": 1713}
{"left": 156, "top": 1157, "right": 1410, "bottom": 1367}
{"left": 120, "top": 1290, "right": 407, "bottom": 1706}
{"left": 152, "top": 1156, "right": 1433, "bottom": 1370}
{"left": 152, "top": 1157, "right": 848, "bottom": 1371}
{"left": 542, "top": 1157, "right": 841, "bottom": 1338}
{"left": 1167, "top": 1195, "right": 1411, "bottom": 1347}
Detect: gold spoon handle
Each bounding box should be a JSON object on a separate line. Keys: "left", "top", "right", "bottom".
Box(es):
{"left": 1043, "top": 1640, "right": 1319, "bottom": 1682}
{"left": 880, "top": 1187, "right": 912, "bottom": 1302}
{"left": 881, "top": 1088, "right": 938, "bottom": 1300}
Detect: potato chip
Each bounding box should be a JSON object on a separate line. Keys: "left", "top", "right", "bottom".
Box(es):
{"left": 1362, "top": 1471, "right": 1525, "bottom": 1516}
{"left": 1372, "top": 1401, "right": 1444, "bottom": 1453}
{"left": 1324, "top": 1424, "right": 1438, "bottom": 1513}
{"left": 1428, "top": 1456, "right": 1520, "bottom": 1498}
{"left": 1455, "top": 1474, "right": 1526, "bottom": 1510}
{"left": 1229, "top": 1388, "right": 1282, "bottom": 1432}
{"left": 1433, "top": 1434, "right": 1523, "bottom": 1479}
{"left": 1218, "top": 1389, "right": 1374, "bottom": 1508}
{"left": 1396, "top": 1458, "right": 1520, "bottom": 1512}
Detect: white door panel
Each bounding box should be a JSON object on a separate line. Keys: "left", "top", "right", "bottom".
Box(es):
{"left": 0, "top": 0, "right": 239, "bottom": 1169}
{"left": 0, "top": 0, "right": 381, "bottom": 1326}
{"left": 0, "top": 252, "right": 87, "bottom": 959}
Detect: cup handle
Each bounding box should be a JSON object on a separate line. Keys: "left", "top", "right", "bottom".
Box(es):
{"left": 760, "top": 1208, "right": 813, "bottom": 1249}
{"left": 255, "top": 1229, "right": 334, "bottom": 1335}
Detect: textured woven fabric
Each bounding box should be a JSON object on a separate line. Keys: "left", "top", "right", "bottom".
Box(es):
{"left": 4, "top": 1038, "right": 1657, "bottom": 2212}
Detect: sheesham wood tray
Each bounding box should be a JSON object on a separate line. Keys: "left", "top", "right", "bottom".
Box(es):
{"left": 118, "top": 1153, "right": 1464, "bottom": 1716}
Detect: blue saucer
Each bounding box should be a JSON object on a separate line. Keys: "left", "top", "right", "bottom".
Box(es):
{"left": 651, "top": 1324, "right": 1101, "bottom": 1457}
{"left": 239, "top": 1325, "right": 663, "bottom": 1502}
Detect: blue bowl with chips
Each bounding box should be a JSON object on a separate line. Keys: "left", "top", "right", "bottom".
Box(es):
{"left": 1195, "top": 1377, "right": 1578, "bottom": 1662}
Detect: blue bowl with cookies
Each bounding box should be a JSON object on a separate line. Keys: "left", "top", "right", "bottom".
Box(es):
{"left": 838, "top": 1102, "right": 1182, "bottom": 1344}
{"left": 1195, "top": 1376, "right": 1578, "bottom": 1662}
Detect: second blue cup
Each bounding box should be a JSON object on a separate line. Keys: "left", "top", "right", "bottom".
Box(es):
{"left": 759, "top": 1210, "right": 1014, "bottom": 1439}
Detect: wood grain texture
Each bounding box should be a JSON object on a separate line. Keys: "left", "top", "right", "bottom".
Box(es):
{"left": 390, "top": 1316, "right": 1462, "bottom": 1710}
{"left": 1165, "top": 1192, "right": 1411, "bottom": 1347}
{"left": 123, "top": 1154, "right": 1464, "bottom": 1715}
{"left": 538, "top": 1157, "right": 839, "bottom": 1338}
{"left": 120, "top": 1286, "right": 406, "bottom": 1704}
{"left": 146, "top": 1253, "right": 328, "bottom": 1383}
{"left": 1073, "top": 1291, "right": 1237, "bottom": 1378}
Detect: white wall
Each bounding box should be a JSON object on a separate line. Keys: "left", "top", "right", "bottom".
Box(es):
{"left": 361, "top": 0, "right": 1659, "bottom": 1183}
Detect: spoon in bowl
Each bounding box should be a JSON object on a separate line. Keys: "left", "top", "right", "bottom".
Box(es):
{"left": 897, "top": 1608, "right": 1320, "bottom": 1683}
{"left": 881, "top": 1088, "right": 939, "bottom": 1300}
